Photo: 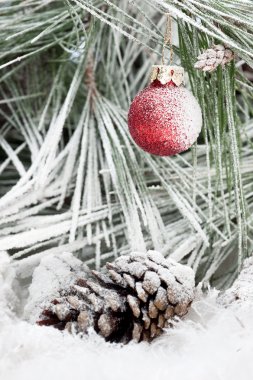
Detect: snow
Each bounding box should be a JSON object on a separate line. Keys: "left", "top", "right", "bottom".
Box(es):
{"left": 24, "top": 252, "right": 89, "bottom": 323}
{"left": 219, "top": 257, "right": 253, "bottom": 307}
{"left": 1, "top": 252, "right": 253, "bottom": 380}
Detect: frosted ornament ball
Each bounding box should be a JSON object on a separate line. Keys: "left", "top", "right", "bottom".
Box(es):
{"left": 128, "top": 65, "right": 202, "bottom": 156}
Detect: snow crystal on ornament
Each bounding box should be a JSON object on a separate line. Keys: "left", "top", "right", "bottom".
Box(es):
{"left": 128, "top": 80, "right": 202, "bottom": 156}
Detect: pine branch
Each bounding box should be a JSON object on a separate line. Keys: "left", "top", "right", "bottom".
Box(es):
{"left": 0, "top": 0, "right": 252, "bottom": 288}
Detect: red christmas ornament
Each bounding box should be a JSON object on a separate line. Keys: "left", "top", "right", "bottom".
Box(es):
{"left": 128, "top": 65, "right": 202, "bottom": 156}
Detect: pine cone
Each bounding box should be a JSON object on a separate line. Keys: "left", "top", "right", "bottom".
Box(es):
{"left": 37, "top": 250, "right": 195, "bottom": 343}
{"left": 194, "top": 44, "right": 234, "bottom": 72}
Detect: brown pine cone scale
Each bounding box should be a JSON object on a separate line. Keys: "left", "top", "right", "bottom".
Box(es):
{"left": 37, "top": 250, "right": 195, "bottom": 343}
{"left": 194, "top": 44, "right": 234, "bottom": 72}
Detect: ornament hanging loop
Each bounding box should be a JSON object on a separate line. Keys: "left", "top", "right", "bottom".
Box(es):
{"left": 151, "top": 13, "right": 183, "bottom": 86}
{"left": 161, "top": 13, "right": 174, "bottom": 66}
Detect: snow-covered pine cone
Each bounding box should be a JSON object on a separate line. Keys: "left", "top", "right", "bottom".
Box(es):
{"left": 37, "top": 250, "right": 195, "bottom": 343}
{"left": 194, "top": 44, "right": 234, "bottom": 72}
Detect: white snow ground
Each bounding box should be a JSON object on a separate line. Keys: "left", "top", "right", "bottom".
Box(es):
{"left": 1, "top": 251, "right": 253, "bottom": 380}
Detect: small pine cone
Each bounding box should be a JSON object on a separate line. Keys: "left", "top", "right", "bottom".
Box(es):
{"left": 194, "top": 44, "right": 234, "bottom": 73}
{"left": 37, "top": 250, "right": 195, "bottom": 343}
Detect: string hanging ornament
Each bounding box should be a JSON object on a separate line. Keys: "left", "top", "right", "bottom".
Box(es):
{"left": 128, "top": 14, "right": 202, "bottom": 156}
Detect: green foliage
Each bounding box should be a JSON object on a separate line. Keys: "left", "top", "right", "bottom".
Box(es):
{"left": 0, "top": 0, "right": 253, "bottom": 288}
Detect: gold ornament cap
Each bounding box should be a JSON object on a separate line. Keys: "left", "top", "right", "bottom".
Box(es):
{"left": 150, "top": 65, "right": 185, "bottom": 86}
